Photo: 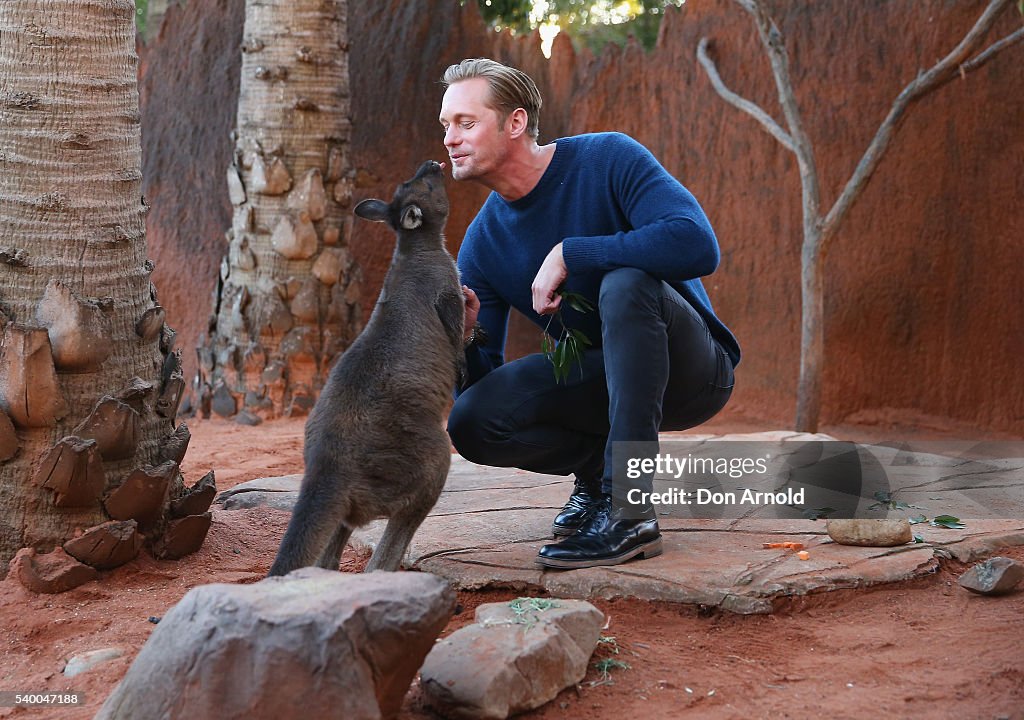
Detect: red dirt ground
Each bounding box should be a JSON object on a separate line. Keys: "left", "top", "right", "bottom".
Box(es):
{"left": 1, "top": 418, "right": 1022, "bottom": 719}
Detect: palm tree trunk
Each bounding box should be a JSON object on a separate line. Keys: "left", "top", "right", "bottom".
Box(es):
{"left": 197, "top": 0, "right": 360, "bottom": 419}
{"left": 0, "top": 0, "right": 207, "bottom": 579}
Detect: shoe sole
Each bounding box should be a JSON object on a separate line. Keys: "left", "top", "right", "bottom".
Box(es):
{"left": 535, "top": 537, "right": 664, "bottom": 569}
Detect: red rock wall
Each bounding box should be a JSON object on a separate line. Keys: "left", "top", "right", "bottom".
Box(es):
{"left": 139, "top": 0, "right": 1024, "bottom": 434}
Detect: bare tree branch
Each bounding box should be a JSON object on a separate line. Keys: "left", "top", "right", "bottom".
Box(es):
{"left": 822, "top": 0, "right": 1017, "bottom": 236}
{"left": 733, "top": 0, "right": 821, "bottom": 225}
{"left": 696, "top": 37, "right": 796, "bottom": 153}
{"left": 962, "top": 24, "right": 1024, "bottom": 73}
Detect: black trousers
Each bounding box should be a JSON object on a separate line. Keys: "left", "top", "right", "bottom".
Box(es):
{"left": 447, "top": 268, "right": 735, "bottom": 496}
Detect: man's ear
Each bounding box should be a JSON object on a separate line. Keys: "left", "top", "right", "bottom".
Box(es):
{"left": 506, "top": 107, "right": 529, "bottom": 140}
{"left": 354, "top": 199, "right": 389, "bottom": 222}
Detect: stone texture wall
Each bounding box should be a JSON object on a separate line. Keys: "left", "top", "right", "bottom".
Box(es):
{"left": 139, "top": 0, "right": 1024, "bottom": 434}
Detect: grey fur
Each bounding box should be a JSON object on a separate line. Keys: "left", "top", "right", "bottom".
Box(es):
{"left": 268, "top": 160, "right": 464, "bottom": 576}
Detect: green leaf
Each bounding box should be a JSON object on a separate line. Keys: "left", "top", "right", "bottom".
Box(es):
{"left": 873, "top": 490, "right": 892, "bottom": 503}
{"left": 570, "top": 328, "right": 593, "bottom": 347}
{"left": 930, "top": 514, "right": 966, "bottom": 529}
{"left": 908, "top": 514, "right": 927, "bottom": 525}
{"left": 913, "top": 534, "right": 925, "bottom": 544}
{"left": 802, "top": 507, "right": 836, "bottom": 521}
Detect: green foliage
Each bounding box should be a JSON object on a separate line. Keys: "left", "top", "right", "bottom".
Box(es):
{"left": 135, "top": 0, "right": 149, "bottom": 35}
{"left": 466, "top": 0, "right": 685, "bottom": 52}
{"left": 930, "top": 514, "right": 966, "bottom": 529}
{"left": 801, "top": 506, "right": 836, "bottom": 521}
{"left": 541, "top": 289, "right": 594, "bottom": 384}
{"left": 868, "top": 490, "right": 922, "bottom": 513}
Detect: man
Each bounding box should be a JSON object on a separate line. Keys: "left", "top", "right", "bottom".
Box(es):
{"left": 440, "top": 58, "right": 740, "bottom": 569}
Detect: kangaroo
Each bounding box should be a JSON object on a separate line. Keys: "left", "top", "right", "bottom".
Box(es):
{"left": 268, "top": 160, "right": 464, "bottom": 576}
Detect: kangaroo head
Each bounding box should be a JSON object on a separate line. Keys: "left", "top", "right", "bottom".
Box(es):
{"left": 354, "top": 160, "right": 449, "bottom": 234}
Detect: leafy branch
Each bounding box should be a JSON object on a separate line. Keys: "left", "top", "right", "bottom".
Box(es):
{"left": 541, "top": 289, "right": 594, "bottom": 383}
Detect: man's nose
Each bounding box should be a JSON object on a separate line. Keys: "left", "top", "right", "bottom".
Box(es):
{"left": 443, "top": 126, "right": 460, "bottom": 147}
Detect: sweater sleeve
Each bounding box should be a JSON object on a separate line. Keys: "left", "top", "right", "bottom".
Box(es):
{"left": 457, "top": 240, "right": 509, "bottom": 392}
{"left": 561, "top": 134, "right": 720, "bottom": 281}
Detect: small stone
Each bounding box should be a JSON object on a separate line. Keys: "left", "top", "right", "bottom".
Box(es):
{"left": 421, "top": 598, "right": 604, "bottom": 719}
{"left": 211, "top": 383, "right": 237, "bottom": 418}
{"left": 234, "top": 410, "right": 263, "bottom": 426}
{"left": 63, "top": 520, "right": 142, "bottom": 571}
{"left": 826, "top": 518, "right": 912, "bottom": 547}
{"left": 9, "top": 547, "right": 98, "bottom": 594}
{"left": 958, "top": 557, "right": 1024, "bottom": 595}
{"left": 64, "top": 648, "right": 124, "bottom": 677}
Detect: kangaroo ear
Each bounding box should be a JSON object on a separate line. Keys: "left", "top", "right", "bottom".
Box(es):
{"left": 354, "top": 199, "right": 389, "bottom": 222}
{"left": 401, "top": 205, "right": 423, "bottom": 230}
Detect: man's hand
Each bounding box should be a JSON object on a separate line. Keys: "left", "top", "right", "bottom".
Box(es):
{"left": 532, "top": 243, "right": 567, "bottom": 315}
{"left": 462, "top": 285, "right": 480, "bottom": 341}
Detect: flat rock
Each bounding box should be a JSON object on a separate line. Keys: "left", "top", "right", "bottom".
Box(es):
{"left": 8, "top": 547, "right": 98, "bottom": 594}
{"left": 225, "top": 436, "right": 1024, "bottom": 614}
{"left": 95, "top": 569, "right": 455, "bottom": 720}
{"left": 825, "top": 518, "right": 912, "bottom": 547}
{"left": 64, "top": 647, "right": 124, "bottom": 677}
{"left": 422, "top": 598, "right": 604, "bottom": 719}
{"left": 958, "top": 556, "right": 1024, "bottom": 595}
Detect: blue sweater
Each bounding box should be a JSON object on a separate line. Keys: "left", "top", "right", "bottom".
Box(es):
{"left": 459, "top": 132, "right": 741, "bottom": 386}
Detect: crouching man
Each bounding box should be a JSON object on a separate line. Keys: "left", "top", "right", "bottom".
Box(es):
{"left": 440, "top": 58, "right": 740, "bottom": 569}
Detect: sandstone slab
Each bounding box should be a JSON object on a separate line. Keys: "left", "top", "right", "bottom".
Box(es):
{"left": 95, "top": 569, "right": 455, "bottom": 720}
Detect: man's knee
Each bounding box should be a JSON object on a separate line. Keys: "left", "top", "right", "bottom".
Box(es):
{"left": 447, "top": 391, "right": 489, "bottom": 462}
{"left": 599, "top": 267, "right": 661, "bottom": 323}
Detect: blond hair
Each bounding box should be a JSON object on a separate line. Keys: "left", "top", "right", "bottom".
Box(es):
{"left": 441, "top": 58, "right": 542, "bottom": 138}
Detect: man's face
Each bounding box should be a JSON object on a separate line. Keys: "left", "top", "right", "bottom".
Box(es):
{"left": 439, "top": 78, "right": 509, "bottom": 183}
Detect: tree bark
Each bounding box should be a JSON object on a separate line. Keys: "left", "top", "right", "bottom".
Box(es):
{"left": 196, "top": 0, "right": 360, "bottom": 420}
{"left": 0, "top": 0, "right": 202, "bottom": 577}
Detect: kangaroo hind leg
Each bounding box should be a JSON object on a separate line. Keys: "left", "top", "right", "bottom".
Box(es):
{"left": 316, "top": 523, "right": 354, "bottom": 570}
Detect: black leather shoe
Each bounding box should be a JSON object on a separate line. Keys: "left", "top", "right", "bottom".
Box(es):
{"left": 538, "top": 497, "right": 662, "bottom": 569}
{"left": 551, "top": 478, "right": 604, "bottom": 536}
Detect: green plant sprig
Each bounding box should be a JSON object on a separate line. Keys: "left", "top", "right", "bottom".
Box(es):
{"left": 541, "top": 288, "right": 594, "bottom": 384}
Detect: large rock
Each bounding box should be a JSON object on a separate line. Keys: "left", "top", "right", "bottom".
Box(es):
{"left": 958, "top": 556, "right": 1024, "bottom": 595}
{"left": 826, "top": 518, "right": 912, "bottom": 547}
{"left": 95, "top": 569, "right": 455, "bottom": 720}
{"left": 421, "top": 598, "right": 604, "bottom": 719}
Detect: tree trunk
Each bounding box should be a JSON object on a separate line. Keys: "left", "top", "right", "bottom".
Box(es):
{"left": 0, "top": 0, "right": 208, "bottom": 580}
{"left": 196, "top": 0, "right": 360, "bottom": 420}
{"left": 795, "top": 229, "right": 824, "bottom": 432}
